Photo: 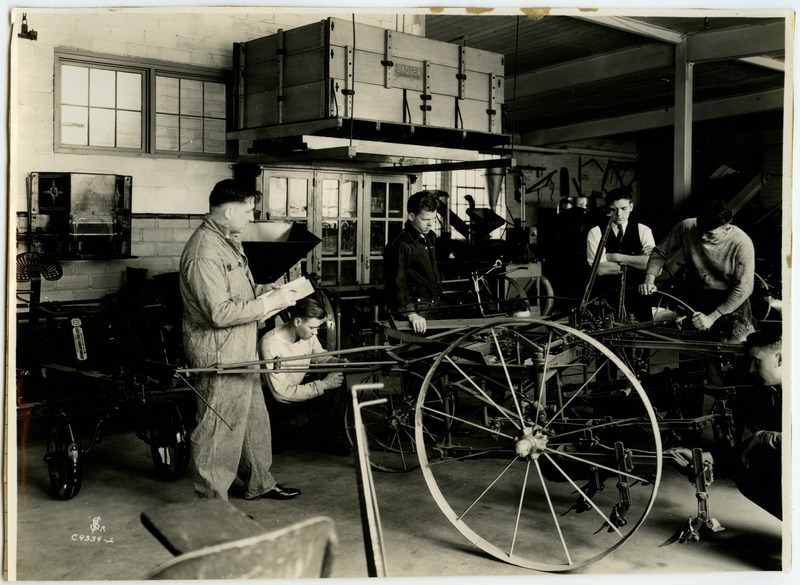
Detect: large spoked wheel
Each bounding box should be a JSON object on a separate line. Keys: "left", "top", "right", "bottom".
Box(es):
{"left": 44, "top": 413, "right": 83, "bottom": 500}
{"left": 346, "top": 368, "right": 443, "bottom": 472}
{"left": 148, "top": 403, "right": 190, "bottom": 481}
{"left": 415, "top": 318, "right": 662, "bottom": 572}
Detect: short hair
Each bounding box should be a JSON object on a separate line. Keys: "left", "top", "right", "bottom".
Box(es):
{"left": 209, "top": 179, "right": 262, "bottom": 208}
{"left": 605, "top": 187, "right": 633, "bottom": 206}
{"left": 746, "top": 328, "right": 781, "bottom": 353}
{"left": 288, "top": 297, "right": 326, "bottom": 321}
{"left": 696, "top": 200, "right": 733, "bottom": 232}
{"left": 712, "top": 312, "right": 755, "bottom": 343}
{"left": 407, "top": 190, "right": 444, "bottom": 215}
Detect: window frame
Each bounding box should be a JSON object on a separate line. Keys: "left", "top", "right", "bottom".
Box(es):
{"left": 54, "top": 49, "right": 234, "bottom": 160}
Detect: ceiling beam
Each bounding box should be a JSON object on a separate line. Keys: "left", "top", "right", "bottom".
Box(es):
{"left": 521, "top": 88, "right": 784, "bottom": 145}
{"left": 738, "top": 56, "right": 785, "bottom": 71}
{"left": 570, "top": 15, "right": 685, "bottom": 44}
{"left": 383, "top": 157, "right": 515, "bottom": 174}
{"left": 687, "top": 20, "right": 785, "bottom": 62}
{"left": 506, "top": 43, "right": 674, "bottom": 99}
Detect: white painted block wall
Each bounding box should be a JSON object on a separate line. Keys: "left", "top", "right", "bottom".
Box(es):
{"left": 10, "top": 7, "right": 420, "bottom": 301}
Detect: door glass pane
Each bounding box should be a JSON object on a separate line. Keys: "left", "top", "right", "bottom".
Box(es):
{"left": 322, "top": 220, "right": 338, "bottom": 255}
{"left": 89, "top": 69, "right": 115, "bottom": 108}
{"left": 62, "top": 65, "right": 88, "bottom": 105}
{"left": 117, "top": 110, "right": 141, "bottom": 148}
{"left": 61, "top": 105, "right": 88, "bottom": 145}
{"left": 288, "top": 179, "right": 308, "bottom": 217}
{"left": 89, "top": 108, "right": 115, "bottom": 146}
{"left": 321, "top": 261, "right": 337, "bottom": 286}
{"left": 371, "top": 183, "right": 386, "bottom": 217}
{"left": 117, "top": 72, "right": 141, "bottom": 111}
{"left": 156, "top": 76, "right": 180, "bottom": 114}
{"left": 387, "top": 221, "right": 402, "bottom": 244}
{"left": 156, "top": 113, "right": 179, "bottom": 150}
{"left": 322, "top": 180, "right": 338, "bottom": 217}
{"left": 181, "top": 79, "right": 203, "bottom": 116}
{"left": 341, "top": 260, "right": 357, "bottom": 286}
{"left": 341, "top": 220, "right": 357, "bottom": 256}
{"left": 180, "top": 116, "right": 203, "bottom": 152}
{"left": 370, "top": 259, "right": 383, "bottom": 285}
{"left": 370, "top": 221, "right": 385, "bottom": 254}
{"left": 341, "top": 181, "right": 357, "bottom": 217}
{"left": 268, "top": 177, "right": 287, "bottom": 217}
{"left": 388, "top": 183, "right": 405, "bottom": 217}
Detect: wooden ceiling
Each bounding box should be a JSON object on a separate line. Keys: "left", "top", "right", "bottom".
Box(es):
{"left": 424, "top": 13, "right": 787, "bottom": 146}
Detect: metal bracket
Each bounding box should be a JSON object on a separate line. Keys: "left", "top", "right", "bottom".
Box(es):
{"left": 421, "top": 61, "right": 431, "bottom": 125}
{"left": 458, "top": 46, "right": 467, "bottom": 99}
{"left": 383, "top": 30, "right": 393, "bottom": 88}
{"left": 276, "top": 29, "right": 285, "bottom": 124}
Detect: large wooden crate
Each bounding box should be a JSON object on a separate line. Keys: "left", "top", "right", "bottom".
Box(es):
{"left": 233, "top": 17, "right": 505, "bottom": 135}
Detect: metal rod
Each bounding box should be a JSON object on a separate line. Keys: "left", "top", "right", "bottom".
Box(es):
{"left": 176, "top": 372, "right": 233, "bottom": 431}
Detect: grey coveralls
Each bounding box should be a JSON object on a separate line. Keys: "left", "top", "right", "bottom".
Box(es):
{"left": 179, "top": 214, "right": 276, "bottom": 499}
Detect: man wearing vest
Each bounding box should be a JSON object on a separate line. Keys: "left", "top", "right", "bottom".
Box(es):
{"left": 585, "top": 188, "right": 656, "bottom": 323}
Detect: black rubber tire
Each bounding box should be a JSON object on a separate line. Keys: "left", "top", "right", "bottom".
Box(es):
{"left": 44, "top": 414, "right": 83, "bottom": 500}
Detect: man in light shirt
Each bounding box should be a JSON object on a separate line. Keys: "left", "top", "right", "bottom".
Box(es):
{"left": 259, "top": 297, "right": 350, "bottom": 457}
{"left": 585, "top": 188, "right": 656, "bottom": 322}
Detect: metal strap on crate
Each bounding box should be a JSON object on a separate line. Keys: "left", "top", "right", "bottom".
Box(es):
{"left": 420, "top": 61, "right": 432, "bottom": 124}
{"left": 487, "top": 73, "right": 500, "bottom": 132}
{"left": 276, "top": 29, "right": 285, "bottom": 123}
{"left": 234, "top": 43, "right": 246, "bottom": 129}
{"left": 343, "top": 45, "right": 355, "bottom": 117}
{"left": 457, "top": 45, "right": 467, "bottom": 99}
{"left": 382, "top": 30, "right": 393, "bottom": 88}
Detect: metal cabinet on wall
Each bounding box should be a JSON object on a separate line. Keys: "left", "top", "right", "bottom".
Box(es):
{"left": 256, "top": 167, "right": 408, "bottom": 289}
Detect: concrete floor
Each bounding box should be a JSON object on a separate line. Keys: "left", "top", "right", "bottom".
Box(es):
{"left": 12, "top": 414, "right": 786, "bottom": 582}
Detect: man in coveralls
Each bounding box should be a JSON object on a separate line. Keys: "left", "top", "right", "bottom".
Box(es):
{"left": 384, "top": 190, "right": 445, "bottom": 334}
{"left": 180, "top": 179, "right": 300, "bottom": 500}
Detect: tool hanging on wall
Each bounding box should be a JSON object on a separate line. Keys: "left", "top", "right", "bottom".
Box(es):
{"left": 519, "top": 169, "right": 558, "bottom": 203}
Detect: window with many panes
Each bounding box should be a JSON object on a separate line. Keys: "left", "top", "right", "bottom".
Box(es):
{"left": 55, "top": 50, "right": 230, "bottom": 158}
{"left": 420, "top": 158, "right": 506, "bottom": 241}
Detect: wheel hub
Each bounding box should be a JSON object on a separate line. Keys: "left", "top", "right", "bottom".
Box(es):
{"left": 515, "top": 426, "right": 548, "bottom": 459}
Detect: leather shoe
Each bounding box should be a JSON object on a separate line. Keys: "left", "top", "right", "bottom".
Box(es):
{"left": 246, "top": 484, "right": 301, "bottom": 500}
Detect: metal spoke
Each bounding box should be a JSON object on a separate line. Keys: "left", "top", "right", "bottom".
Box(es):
{"left": 490, "top": 327, "right": 525, "bottom": 422}
{"left": 543, "top": 453, "right": 625, "bottom": 539}
{"left": 421, "top": 404, "right": 516, "bottom": 441}
{"left": 459, "top": 457, "right": 519, "bottom": 519}
{"left": 444, "top": 355, "right": 522, "bottom": 431}
{"left": 509, "top": 459, "right": 531, "bottom": 557}
{"left": 447, "top": 378, "right": 520, "bottom": 421}
{"left": 548, "top": 417, "right": 644, "bottom": 441}
{"left": 543, "top": 359, "right": 609, "bottom": 431}
{"left": 534, "top": 329, "right": 554, "bottom": 423}
{"left": 542, "top": 447, "right": 650, "bottom": 484}
{"left": 428, "top": 446, "right": 512, "bottom": 466}
{"left": 534, "top": 459, "right": 572, "bottom": 566}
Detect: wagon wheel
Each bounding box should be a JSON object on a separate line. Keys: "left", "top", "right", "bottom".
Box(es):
{"left": 415, "top": 319, "right": 662, "bottom": 571}
{"left": 148, "top": 403, "right": 190, "bottom": 481}
{"left": 346, "top": 368, "right": 443, "bottom": 473}
{"left": 43, "top": 413, "right": 83, "bottom": 500}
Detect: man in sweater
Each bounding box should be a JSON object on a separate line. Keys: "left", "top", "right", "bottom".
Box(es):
{"left": 638, "top": 200, "right": 755, "bottom": 331}
{"left": 258, "top": 297, "right": 350, "bottom": 456}
{"left": 585, "top": 188, "right": 656, "bottom": 322}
